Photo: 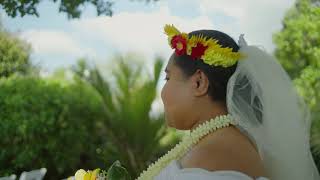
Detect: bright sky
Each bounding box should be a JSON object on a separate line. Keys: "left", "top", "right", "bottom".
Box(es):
{"left": 1, "top": 0, "right": 296, "bottom": 114}
{"left": 1, "top": 0, "right": 295, "bottom": 71}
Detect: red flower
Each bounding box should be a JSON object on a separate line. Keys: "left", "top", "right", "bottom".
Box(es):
{"left": 191, "top": 43, "right": 208, "bottom": 60}
{"left": 171, "top": 35, "right": 187, "bottom": 56}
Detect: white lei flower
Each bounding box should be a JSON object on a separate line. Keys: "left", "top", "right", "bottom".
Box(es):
{"left": 136, "top": 114, "right": 237, "bottom": 180}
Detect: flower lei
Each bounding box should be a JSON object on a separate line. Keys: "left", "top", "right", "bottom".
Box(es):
{"left": 136, "top": 114, "right": 237, "bottom": 180}
{"left": 164, "top": 24, "right": 244, "bottom": 68}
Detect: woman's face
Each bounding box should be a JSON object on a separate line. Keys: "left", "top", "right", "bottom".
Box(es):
{"left": 161, "top": 55, "right": 196, "bottom": 129}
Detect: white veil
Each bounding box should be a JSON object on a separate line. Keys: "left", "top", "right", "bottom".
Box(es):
{"left": 226, "top": 35, "right": 320, "bottom": 180}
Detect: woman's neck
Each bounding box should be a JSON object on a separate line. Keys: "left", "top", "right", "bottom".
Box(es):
{"left": 190, "top": 101, "right": 228, "bottom": 131}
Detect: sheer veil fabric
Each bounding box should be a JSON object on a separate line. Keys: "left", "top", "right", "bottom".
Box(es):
{"left": 226, "top": 35, "right": 320, "bottom": 179}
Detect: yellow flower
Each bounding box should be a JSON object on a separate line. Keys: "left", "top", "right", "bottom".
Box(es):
{"left": 84, "top": 169, "right": 100, "bottom": 180}
{"left": 202, "top": 46, "right": 242, "bottom": 67}
{"left": 164, "top": 24, "right": 184, "bottom": 46}
{"left": 75, "top": 169, "right": 86, "bottom": 180}
{"left": 164, "top": 24, "right": 181, "bottom": 38}
{"left": 75, "top": 169, "right": 100, "bottom": 180}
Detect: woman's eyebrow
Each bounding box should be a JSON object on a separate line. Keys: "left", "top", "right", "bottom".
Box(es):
{"left": 165, "top": 68, "right": 169, "bottom": 73}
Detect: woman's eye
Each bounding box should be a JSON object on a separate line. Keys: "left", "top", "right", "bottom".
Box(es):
{"left": 164, "top": 77, "right": 169, "bottom": 81}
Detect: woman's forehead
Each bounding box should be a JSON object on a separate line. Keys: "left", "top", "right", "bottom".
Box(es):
{"left": 165, "top": 54, "right": 175, "bottom": 71}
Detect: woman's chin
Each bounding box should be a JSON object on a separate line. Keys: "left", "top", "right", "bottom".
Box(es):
{"left": 164, "top": 117, "right": 172, "bottom": 127}
{"left": 164, "top": 116, "right": 175, "bottom": 128}
{"left": 165, "top": 119, "right": 185, "bottom": 130}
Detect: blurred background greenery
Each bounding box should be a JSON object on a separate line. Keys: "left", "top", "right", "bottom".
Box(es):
{"left": 0, "top": 0, "right": 319, "bottom": 179}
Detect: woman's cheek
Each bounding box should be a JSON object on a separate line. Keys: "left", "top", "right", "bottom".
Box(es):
{"left": 161, "top": 83, "right": 174, "bottom": 124}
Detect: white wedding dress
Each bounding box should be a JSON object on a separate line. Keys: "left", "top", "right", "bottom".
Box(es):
{"left": 154, "top": 159, "right": 269, "bottom": 180}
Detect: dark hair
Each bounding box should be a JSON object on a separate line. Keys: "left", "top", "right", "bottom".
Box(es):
{"left": 173, "top": 30, "right": 239, "bottom": 103}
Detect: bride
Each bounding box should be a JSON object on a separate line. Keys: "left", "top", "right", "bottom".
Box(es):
{"left": 136, "top": 25, "right": 320, "bottom": 180}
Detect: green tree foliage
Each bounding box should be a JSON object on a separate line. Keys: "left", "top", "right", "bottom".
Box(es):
{"left": 273, "top": 0, "right": 320, "bottom": 168}
{"left": 0, "top": 26, "right": 34, "bottom": 77}
{"left": 274, "top": 0, "right": 320, "bottom": 79}
{"left": 72, "top": 56, "right": 180, "bottom": 178}
{"left": 0, "top": 76, "right": 104, "bottom": 179}
{"left": 0, "top": 0, "right": 159, "bottom": 19}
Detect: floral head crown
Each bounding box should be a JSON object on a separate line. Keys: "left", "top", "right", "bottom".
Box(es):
{"left": 164, "top": 24, "right": 243, "bottom": 68}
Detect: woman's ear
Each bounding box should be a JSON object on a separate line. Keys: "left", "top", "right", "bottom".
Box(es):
{"left": 191, "top": 69, "right": 209, "bottom": 97}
